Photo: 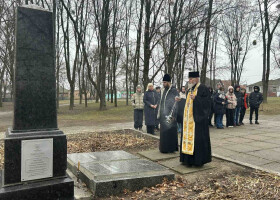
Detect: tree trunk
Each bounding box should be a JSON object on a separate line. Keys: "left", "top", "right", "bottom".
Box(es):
{"left": 201, "top": 0, "right": 213, "bottom": 84}
{"left": 0, "top": 82, "right": 2, "bottom": 107}
{"left": 263, "top": 40, "right": 272, "bottom": 103}
{"left": 69, "top": 85, "right": 74, "bottom": 110}
{"left": 133, "top": 0, "right": 144, "bottom": 92}
{"left": 84, "top": 90, "right": 88, "bottom": 107}
{"left": 143, "top": 0, "right": 151, "bottom": 89}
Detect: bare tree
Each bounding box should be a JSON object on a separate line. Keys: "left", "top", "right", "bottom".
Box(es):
{"left": 257, "top": 0, "right": 280, "bottom": 103}
{"left": 201, "top": 0, "right": 213, "bottom": 84}
{"left": 220, "top": 1, "right": 257, "bottom": 86}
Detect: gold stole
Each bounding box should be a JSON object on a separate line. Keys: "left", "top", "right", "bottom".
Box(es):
{"left": 182, "top": 83, "right": 200, "bottom": 155}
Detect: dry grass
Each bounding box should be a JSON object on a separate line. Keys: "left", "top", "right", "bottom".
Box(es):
{"left": 109, "top": 171, "right": 280, "bottom": 200}
{"left": 67, "top": 130, "right": 158, "bottom": 154}
{"left": 259, "top": 97, "right": 280, "bottom": 115}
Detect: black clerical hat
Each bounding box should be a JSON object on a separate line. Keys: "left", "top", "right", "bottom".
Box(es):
{"left": 163, "top": 74, "right": 171, "bottom": 82}
{"left": 189, "top": 71, "right": 200, "bottom": 78}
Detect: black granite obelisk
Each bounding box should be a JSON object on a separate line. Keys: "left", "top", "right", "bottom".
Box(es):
{"left": 0, "top": 6, "right": 74, "bottom": 199}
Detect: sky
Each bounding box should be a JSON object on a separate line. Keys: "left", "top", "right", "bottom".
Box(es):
{"left": 215, "top": 40, "right": 280, "bottom": 86}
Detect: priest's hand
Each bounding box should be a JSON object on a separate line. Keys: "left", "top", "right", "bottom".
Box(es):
{"left": 175, "top": 97, "right": 181, "bottom": 102}
{"left": 190, "top": 94, "right": 195, "bottom": 100}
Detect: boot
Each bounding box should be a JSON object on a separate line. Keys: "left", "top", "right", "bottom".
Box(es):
{"left": 255, "top": 121, "right": 259, "bottom": 125}
{"left": 250, "top": 120, "right": 253, "bottom": 124}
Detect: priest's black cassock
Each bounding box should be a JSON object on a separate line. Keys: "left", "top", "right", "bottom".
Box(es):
{"left": 178, "top": 79, "right": 212, "bottom": 166}
{"left": 158, "top": 75, "right": 179, "bottom": 153}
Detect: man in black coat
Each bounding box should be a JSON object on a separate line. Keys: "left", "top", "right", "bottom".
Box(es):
{"left": 239, "top": 88, "right": 249, "bottom": 125}
{"left": 208, "top": 87, "right": 215, "bottom": 127}
{"left": 158, "top": 74, "right": 179, "bottom": 153}
{"left": 155, "top": 86, "right": 161, "bottom": 131}
{"left": 214, "top": 83, "right": 222, "bottom": 126}
{"left": 177, "top": 72, "right": 212, "bottom": 167}
{"left": 249, "top": 86, "right": 263, "bottom": 124}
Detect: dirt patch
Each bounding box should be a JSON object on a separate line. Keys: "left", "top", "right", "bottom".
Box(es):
{"left": 101, "top": 169, "right": 280, "bottom": 199}
{"left": 67, "top": 130, "right": 158, "bottom": 154}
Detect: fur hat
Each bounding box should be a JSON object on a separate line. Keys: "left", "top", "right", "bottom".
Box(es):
{"left": 189, "top": 71, "right": 200, "bottom": 78}
{"left": 163, "top": 74, "right": 171, "bottom": 82}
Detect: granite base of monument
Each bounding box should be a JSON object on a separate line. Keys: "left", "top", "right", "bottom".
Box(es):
{"left": 0, "top": 129, "right": 74, "bottom": 200}
{"left": 0, "top": 172, "right": 74, "bottom": 200}
{"left": 67, "top": 151, "right": 175, "bottom": 197}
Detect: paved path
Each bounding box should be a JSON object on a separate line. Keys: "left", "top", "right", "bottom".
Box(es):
{"left": 211, "top": 116, "right": 280, "bottom": 175}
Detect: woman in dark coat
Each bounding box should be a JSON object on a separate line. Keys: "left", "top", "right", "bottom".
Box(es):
{"left": 208, "top": 87, "right": 215, "bottom": 127}
{"left": 214, "top": 87, "right": 227, "bottom": 129}
{"left": 144, "top": 83, "right": 159, "bottom": 135}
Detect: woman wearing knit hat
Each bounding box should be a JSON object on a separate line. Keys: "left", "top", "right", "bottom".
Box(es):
{"left": 226, "top": 86, "right": 237, "bottom": 128}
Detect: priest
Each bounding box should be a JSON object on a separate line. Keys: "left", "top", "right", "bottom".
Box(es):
{"left": 158, "top": 74, "right": 179, "bottom": 153}
{"left": 178, "top": 72, "right": 212, "bottom": 166}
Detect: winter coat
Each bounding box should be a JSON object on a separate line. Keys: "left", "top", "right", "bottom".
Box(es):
{"left": 241, "top": 92, "right": 249, "bottom": 109}
{"left": 226, "top": 92, "right": 237, "bottom": 109}
{"left": 234, "top": 86, "right": 243, "bottom": 108}
{"left": 214, "top": 92, "right": 228, "bottom": 115}
{"left": 249, "top": 86, "right": 263, "bottom": 108}
{"left": 131, "top": 92, "right": 144, "bottom": 110}
{"left": 158, "top": 85, "right": 179, "bottom": 119}
{"left": 210, "top": 91, "right": 215, "bottom": 112}
{"left": 144, "top": 90, "right": 159, "bottom": 125}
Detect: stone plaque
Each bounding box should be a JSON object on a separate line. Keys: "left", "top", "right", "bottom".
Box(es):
{"left": 21, "top": 138, "right": 53, "bottom": 181}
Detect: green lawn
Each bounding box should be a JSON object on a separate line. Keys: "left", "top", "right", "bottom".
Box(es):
{"left": 58, "top": 100, "right": 134, "bottom": 123}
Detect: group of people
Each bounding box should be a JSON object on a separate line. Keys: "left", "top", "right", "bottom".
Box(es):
{"left": 209, "top": 84, "right": 263, "bottom": 129}
{"left": 131, "top": 84, "right": 160, "bottom": 135}
{"left": 132, "top": 72, "right": 212, "bottom": 167}
{"left": 132, "top": 73, "right": 264, "bottom": 168}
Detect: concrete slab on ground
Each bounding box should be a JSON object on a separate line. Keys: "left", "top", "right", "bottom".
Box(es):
{"left": 138, "top": 149, "right": 179, "bottom": 161}
{"left": 67, "top": 151, "right": 174, "bottom": 197}
{"left": 68, "top": 150, "right": 138, "bottom": 165}
{"left": 260, "top": 162, "right": 280, "bottom": 172}
{"left": 222, "top": 144, "right": 264, "bottom": 153}
{"left": 246, "top": 149, "right": 280, "bottom": 162}
{"left": 159, "top": 158, "right": 215, "bottom": 174}
{"left": 226, "top": 153, "right": 273, "bottom": 166}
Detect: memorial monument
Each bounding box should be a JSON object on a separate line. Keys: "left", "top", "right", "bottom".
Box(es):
{"left": 0, "top": 5, "right": 74, "bottom": 199}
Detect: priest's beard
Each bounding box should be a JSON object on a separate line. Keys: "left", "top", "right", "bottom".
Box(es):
{"left": 187, "top": 82, "right": 197, "bottom": 89}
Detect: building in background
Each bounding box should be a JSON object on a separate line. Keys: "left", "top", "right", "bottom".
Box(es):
{"left": 246, "top": 78, "right": 280, "bottom": 97}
